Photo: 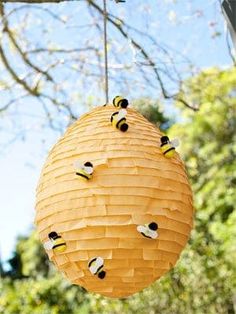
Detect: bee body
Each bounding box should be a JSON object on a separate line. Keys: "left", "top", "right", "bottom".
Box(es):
{"left": 160, "top": 136, "right": 176, "bottom": 158}
{"left": 75, "top": 161, "right": 93, "bottom": 180}
{"left": 137, "top": 222, "right": 158, "bottom": 239}
{"left": 88, "top": 257, "right": 106, "bottom": 279}
{"left": 113, "top": 96, "right": 129, "bottom": 109}
{"left": 160, "top": 143, "right": 175, "bottom": 158}
{"left": 76, "top": 169, "right": 92, "bottom": 180}
{"left": 111, "top": 109, "right": 129, "bottom": 132}
{"left": 44, "top": 231, "right": 67, "bottom": 253}
{"left": 53, "top": 237, "right": 67, "bottom": 253}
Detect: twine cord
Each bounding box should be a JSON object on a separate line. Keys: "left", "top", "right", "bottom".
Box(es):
{"left": 103, "top": 0, "right": 109, "bottom": 105}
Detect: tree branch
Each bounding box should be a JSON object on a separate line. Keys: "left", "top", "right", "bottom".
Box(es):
{"left": 1, "top": 0, "right": 72, "bottom": 3}
{"left": 87, "top": 1, "right": 169, "bottom": 96}
{"left": 0, "top": 2, "right": 54, "bottom": 83}
{"left": 88, "top": 0, "right": 198, "bottom": 110}
{"left": 0, "top": 0, "right": 199, "bottom": 112}
{"left": 0, "top": 44, "right": 39, "bottom": 96}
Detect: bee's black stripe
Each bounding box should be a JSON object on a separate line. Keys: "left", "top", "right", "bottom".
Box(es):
{"left": 111, "top": 112, "right": 118, "bottom": 122}
{"left": 95, "top": 265, "right": 103, "bottom": 275}
{"left": 116, "top": 118, "right": 126, "bottom": 129}
{"left": 141, "top": 232, "right": 152, "bottom": 239}
{"left": 88, "top": 258, "right": 97, "bottom": 267}
{"left": 76, "top": 172, "right": 89, "bottom": 180}
{"left": 53, "top": 243, "right": 66, "bottom": 249}
{"left": 117, "top": 100, "right": 122, "bottom": 107}
{"left": 164, "top": 147, "right": 175, "bottom": 155}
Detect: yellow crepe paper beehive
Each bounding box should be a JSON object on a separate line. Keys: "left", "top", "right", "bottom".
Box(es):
{"left": 35, "top": 105, "right": 194, "bottom": 298}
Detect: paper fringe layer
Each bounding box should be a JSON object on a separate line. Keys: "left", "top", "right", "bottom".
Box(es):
{"left": 35, "top": 106, "right": 194, "bottom": 298}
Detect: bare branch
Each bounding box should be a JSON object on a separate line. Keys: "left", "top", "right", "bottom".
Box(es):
{"left": 0, "top": 0, "right": 199, "bottom": 112}
{"left": 0, "top": 44, "right": 39, "bottom": 96}
{"left": 1, "top": 0, "right": 74, "bottom": 3}
{"left": 26, "top": 47, "right": 97, "bottom": 55}
{"left": 0, "top": 94, "right": 28, "bottom": 113}
{"left": 87, "top": 0, "right": 197, "bottom": 110}
{"left": 0, "top": 3, "right": 54, "bottom": 82}
{"left": 40, "top": 93, "right": 77, "bottom": 121}
{"left": 88, "top": 0, "right": 169, "bottom": 96}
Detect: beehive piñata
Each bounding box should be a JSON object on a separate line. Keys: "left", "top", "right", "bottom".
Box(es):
{"left": 35, "top": 101, "right": 194, "bottom": 298}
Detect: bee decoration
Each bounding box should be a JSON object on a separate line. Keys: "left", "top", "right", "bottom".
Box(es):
{"left": 88, "top": 257, "right": 106, "bottom": 279}
{"left": 43, "top": 231, "right": 67, "bottom": 253}
{"left": 111, "top": 109, "right": 129, "bottom": 132}
{"left": 160, "top": 136, "right": 179, "bottom": 158}
{"left": 113, "top": 96, "right": 129, "bottom": 109}
{"left": 137, "top": 222, "right": 158, "bottom": 239}
{"left": 74, "top": 160, "right": 93, "bottom": 180}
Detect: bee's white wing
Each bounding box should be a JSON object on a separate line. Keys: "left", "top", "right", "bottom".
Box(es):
{"left": 96, "top": 256, "right": 104, "bottom": 266}
{"left": 43, "top": 240, "right": 53, "bottom": 250}
{"left": 117, "top": 109, "right": 127, "bottom": 120}
{"left": 74, "top": 160, "right": 83, "bottom": 169}
{"left": 89, "top": 257, "right": 104, "bottom": 274}
{"left": 89, "top": 265, "right": 97, "bottom": 274}
{"left": 137, "top": 225, "right": 146, "bottom": 233}
{"left": 149, "top": 229, "right": 158, "bottom": 239}
{"left": 84, "top": 166, "right": 93, "bottom": 174}
{"left": 170, "top": 138, "right": 180, "bottom": 148}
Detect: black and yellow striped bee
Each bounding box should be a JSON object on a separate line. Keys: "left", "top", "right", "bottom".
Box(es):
{"left": 111, "top": 109, "right": 129, "bottom": 132}
{"left": 113, "top": 96, "right": 129, "bottom": 109}
{"left": 160, "top": 136, "right": 179, "bottom": 158}
{"left": 44, "top": 231, "right": 67, "bottom": 253}
{"left": 74, "top": 161, "right": 93, "bottom": 180}
{"left": 137, "top": 222, "right": 158, "bottom": 239}
{"left": 88, "top": 257, "right": 106, "bottom": 279}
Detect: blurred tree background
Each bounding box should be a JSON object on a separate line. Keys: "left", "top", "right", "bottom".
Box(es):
{"left": 0, "top": 67, "right": 235, "bottom": 313}
{"left": 0, "top": 0, "right": 235, "bottom": 313}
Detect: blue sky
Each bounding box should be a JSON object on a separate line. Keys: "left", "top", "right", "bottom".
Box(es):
{"left": 0, "top": 0, "right": 234, "bottom": 264}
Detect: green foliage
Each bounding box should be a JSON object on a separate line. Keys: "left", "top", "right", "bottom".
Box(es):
{"left": 16, "top": 232, "right": 49, "bottom": 278}
{"left": 0, "top": 274, "right": 90, "bottom": 314}
{"left": 0, "top": 68, "right": 235, "bottom": 313}
{"left": 132, "top": 98, "right": 171, "bottom": 130}
{"left": 0, "top": 233, "right": 90, "bottom": 314}
{"left": 172, "top": 67, "right": 236, "bottom": 246}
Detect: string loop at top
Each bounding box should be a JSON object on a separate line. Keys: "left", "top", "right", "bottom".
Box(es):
{"left": 103, "top": 0, "right": 109, "bottom": 105}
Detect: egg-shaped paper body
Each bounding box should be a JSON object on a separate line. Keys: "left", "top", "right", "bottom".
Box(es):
{"left": 35, "top": 106, "right": 193, "bottom": 298}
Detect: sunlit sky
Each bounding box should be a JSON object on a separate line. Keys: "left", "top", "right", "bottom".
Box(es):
{"left": 0, "top": 0, "right": 233, "bottom": 264}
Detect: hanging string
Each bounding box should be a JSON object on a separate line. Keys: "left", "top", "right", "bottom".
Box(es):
{"left": 103, "top": 0, "right": 109, "bottom": 105}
